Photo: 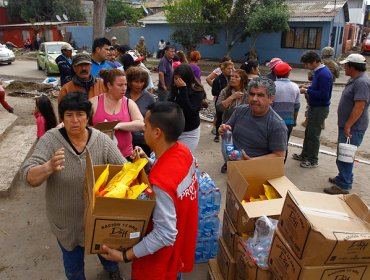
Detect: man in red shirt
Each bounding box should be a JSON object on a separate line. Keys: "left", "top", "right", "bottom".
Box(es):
{"left": 101, "top": 102, "right": 198, "bottom": 280}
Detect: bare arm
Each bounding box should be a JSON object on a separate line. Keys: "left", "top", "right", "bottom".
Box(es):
{"left": 344, "top": 100, "right": 367, "bottom": 138}
{"left": 158, "top": 72, "right": 167, "bottom": 91}
{"left": 114, "top": 99, "right": 144, "bottom": 132}
{"left": 206, "top": 72, "right": 217, "bottom": 87}
{"left": 26, "top": 148, "right": 65, "bottom": 187}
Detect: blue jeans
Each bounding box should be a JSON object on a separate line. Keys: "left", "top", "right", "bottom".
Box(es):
{"left": 335, "top": 127, "right": 365, "bottom": 190}
{"left": 58, "top": 240, "right": 119, "bottom": 280}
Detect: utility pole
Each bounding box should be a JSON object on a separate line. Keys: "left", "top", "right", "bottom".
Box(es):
{"left": 93, "top": 0, "right": 108, "bottom": 39}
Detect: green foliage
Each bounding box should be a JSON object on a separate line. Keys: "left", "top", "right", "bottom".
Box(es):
{"left": 165, "top": 0, "right": 214, "bottom": 53}
{"left": 7, "top": 0, "right": 84, "bottom": 22}
{"left": 106, "top": 0, "right": 144, "bottom": 27}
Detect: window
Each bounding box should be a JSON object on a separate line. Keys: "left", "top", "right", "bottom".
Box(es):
{"left": 282, "top": 27, "right": 322, "bottom": 49}
{"left": 21, "top": 30, "right": 30, "bottom": 41}
{"left": 331, "top": 27, "right": 337, "bottom": 47}
{"left": 339, "top": 27, "right": 344, "bottom": 44}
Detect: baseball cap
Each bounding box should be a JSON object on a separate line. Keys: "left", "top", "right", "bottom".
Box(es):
{"left": 268, "top": 58, "right": 283, "bottom": 70}
{"left": 111, "top": 36, "right": 117, "bottom": 40}
{"left": 339, "top": 54, "right": 366, "bottom": 64}
{"left": 274, "top": 62, "right": 292, "bottom": 76}
{"left": 121, "top": 50, "right": 144, "bottom": 69}
{"left": 61, "top": 43, "right": 73, "bottom": 51}
{"left": 72, "top": 53, "right": 92, "bottom": 66}
{"left": 118, "top": 44, "right": 131, "bottom": 54}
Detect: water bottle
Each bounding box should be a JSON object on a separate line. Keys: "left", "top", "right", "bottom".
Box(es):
{"left": 211, "top": 215, "right": 220, "bottom": 236}
{"left": 229, "top": 149, "right": 242, "bottom": 161}
{"left": 137, "top": 188, "right": 153, "bottom": 200}
{"left": 203, "top": 238, "right": 211, "bottom": 259}
{"left": 213, "top": 188, "right": 221, "bottom": 213}
{"left": 211, "top": 237, "right": 219, "bottom": 257}
{"left": 203, "top": 218, "right": 213, "bottom": 237}
{"left": 222, "top": 130, "right": 234, "bottom": 158}
{"left": 198, "top": 191, "right": 207, "bottom": 215}
{"left": 205, "top": 190, "right": 214, "bottom": 216}
{"left": 255, "top": 250, "right": 270, "bottom": 268}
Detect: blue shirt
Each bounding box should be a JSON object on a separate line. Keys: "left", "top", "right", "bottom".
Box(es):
{"left": 90, "top": 59, "right": 115, "bottom": 78}
{"left": 307, "top": 65, "right": 333, "bottom": 107}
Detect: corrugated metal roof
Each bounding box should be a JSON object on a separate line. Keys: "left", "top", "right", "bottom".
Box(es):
{"left": 288, "top": 0, "right": 349, "bottom": 22}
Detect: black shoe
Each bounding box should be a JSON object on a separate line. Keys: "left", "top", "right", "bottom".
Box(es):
{"left": 7, "top": 107, "right": 14, "bottom": 114}
{"left": 220, "top": 163, "right": 227, "bottom": 174}
{"left": 292, "top": 153, "right": 306, "bottom": 161}
{"left": 323, "top": 186, "right": 349, "bottom": 195}
{"left": 109, "top": 271, "right": 124, "bottom": 280}
{"left": 328, "top": 177, "right": 336, "bottom": 184}
{"left": 213, "top": 136, "right": 220, "bottom": 143}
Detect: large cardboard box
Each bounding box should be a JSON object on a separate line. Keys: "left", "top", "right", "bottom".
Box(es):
{"left": 84, "top": 151, "right": 155, "bottom": 254}
{"left": 217, "top": 237, "right": 236, "bottom": 280}
{"left": 234, "top": 235, "right": 273, "bottom": 280}
{"left": 208, "top": 259, "right": 224, "bottom": 280}
{"left": 278, "top": 191, "right": 370, "bottom": 266}
{"left": 269, "top": 230, "right": 370, "bottom": 280}
{"left": 94, "top": 120, "right": 120, "bottom": 139}
{"left": 226, "top": 158, "right": 300, "bottom": 234}
{"left": 222, "top": 210, "right": 248, "bottom": 257}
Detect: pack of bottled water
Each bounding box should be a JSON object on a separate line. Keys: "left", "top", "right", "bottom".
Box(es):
{"left": 195, "top": 169, "right": 221, "bottom": 263}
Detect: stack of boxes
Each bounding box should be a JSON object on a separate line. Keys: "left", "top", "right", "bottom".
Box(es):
{"left": 208, "top": 158, "right": 299, "bottom": 280}
{"left": 269, "top": 190, "right": 370, "bottom": 280}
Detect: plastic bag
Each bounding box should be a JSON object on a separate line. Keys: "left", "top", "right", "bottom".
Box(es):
{"left": 126, "top": 183, "right": 149, "bottom": 199}
{"left": 263, "top": 184, "right": 279, "bottom": 200}
{"left": 94, "top": 165, "right": 109, "bottom": 195}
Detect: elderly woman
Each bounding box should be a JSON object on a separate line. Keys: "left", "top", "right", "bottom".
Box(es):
{"left": 21, "top": 92, "right": 126, "bottom": 279}
{"left": 169, "top": 64, "right": 205, "bottom": 154}
{"left": 125, "top": 66, "right": 155, "bottom": 155}
{"left": 91, "top": 68, "right": 144, "bottom": 160}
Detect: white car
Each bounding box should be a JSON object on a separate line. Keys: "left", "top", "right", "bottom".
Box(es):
{"left": 0, "top": 44, "right": 15, "bottom": 64}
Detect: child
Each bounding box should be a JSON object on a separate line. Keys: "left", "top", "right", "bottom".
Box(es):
{"left": 0, "top": 83, "right": 14, "bottom": 113}
{"left": 34, "top": 95, "right": 57, "bottom": 138}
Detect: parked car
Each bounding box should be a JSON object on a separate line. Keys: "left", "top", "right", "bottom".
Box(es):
{"left": 361, "top": 34, "right": 370, "bottom": 54}
{"left": 37, "top": 42, "right": 75, "bottom": 75}
{"left": 0, "top": 44, "right": 16, "bottom": 65}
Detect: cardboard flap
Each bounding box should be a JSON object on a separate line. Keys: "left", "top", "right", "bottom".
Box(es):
{"left": 228, "top": 158, "right": 285, "bottom": 180}
{"left": 94, "top": 196, "right": 155, "bottom": 218}
{"left": 227, "top": 167, "right": 249, "bottom": 200}
{"left": 93, "top": 120, "right": 120, "bottom": 132}
{"left": 344, "top": 193, "right": 370, "bottom": 224}
{"left": 268, "top": 176, "right": 300, "bottom": 195}
{"left": 242, "top": 199, "right": 284, "bottom": 218}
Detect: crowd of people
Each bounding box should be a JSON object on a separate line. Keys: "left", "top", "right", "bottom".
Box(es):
{"left": 14, "top": 34, "right": 370, "bottom": 280}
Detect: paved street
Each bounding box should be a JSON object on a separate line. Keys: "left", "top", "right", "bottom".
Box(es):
{"left": 0, "top": 58, "right": 369, "bottom": 279}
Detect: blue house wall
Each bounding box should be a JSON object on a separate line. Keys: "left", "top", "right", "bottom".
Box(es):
{"left": 66, "top": 26, "right": 93, "bottom": 49}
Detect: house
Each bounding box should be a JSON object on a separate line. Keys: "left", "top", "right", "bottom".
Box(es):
{"left": 136, "top": 0, "right": 349, "bottom": 64}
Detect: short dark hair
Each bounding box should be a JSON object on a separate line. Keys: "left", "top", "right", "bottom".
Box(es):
{"left": 125, "top": 66, "right": 149, "bottom": 90}
{"left": 300, "top": 51, "right": 321, "bottom": 64}
{"left": 147, "top": 102, "right": 185, "bottom": 143}
{"left": 240, "top": 59, "right": 258, "bottom": 74}
{"left": 58, "top": 92, "right": 92, "bottom": 121}
{"left": 92, "top": 37, "right": 111, "bottom": 53}
{"left": 347, "top": 62, "right": 367, "bottom": 72}
{"left": 164, "top": 45, "right": 175, "bottom": 51}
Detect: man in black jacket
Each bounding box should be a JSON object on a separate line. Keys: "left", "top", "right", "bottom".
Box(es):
{"left": 56, "top": 43, "right": 74, "bottom": 86}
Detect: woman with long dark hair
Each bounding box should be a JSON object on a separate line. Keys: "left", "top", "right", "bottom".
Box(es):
{"left": 34, "top": 95, "right": 57, "bottom": 138}
{"left": 169, "top": 64, "right": 205, "bottom": 154}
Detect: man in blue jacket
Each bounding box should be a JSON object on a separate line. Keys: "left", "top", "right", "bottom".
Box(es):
{"left": 292, "top": 51, "right": 333, "bottom": 168}
{"left": 56, "top": 43, "right": 73, "bottom": 86}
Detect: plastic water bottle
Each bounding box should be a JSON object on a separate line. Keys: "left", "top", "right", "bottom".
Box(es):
{"left": 203, "top": 219, "right": 213, "bottom": 237}
{"left": 205, "top": 190, "right": 214, "bottom": 216}
{"left": 211, "top": 215, "right": 220, "bottom": 236}
{"left": 213, "top": 188, "right": 221, "bottom": 213}
{"left": 229, "top": 149, "right": 242, "bottom": 161}
{"left": 199, "top": 191, "right": 207, "bottom": 215}
{"left": 137, "top": 188, "right": 153, "bottom": 200}
{"left": 223, "top": 130, "right": 234, "bottom": 158}
{"left": 211, "top": 237, "right": 219, "bottom": 257}
{"left": 203, "top": 238, "right": 211, "bottom": 259}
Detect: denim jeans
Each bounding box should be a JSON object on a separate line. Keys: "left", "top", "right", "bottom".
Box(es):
{"left": 335, "top": 127, "right": 366, "bottom": 190}
{"left": 58, "top": 240, "right": 119, "bottom": 280}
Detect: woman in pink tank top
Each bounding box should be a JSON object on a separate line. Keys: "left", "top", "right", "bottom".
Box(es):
{"left": 90, "top": 69, "right": 144, "bottom": 158}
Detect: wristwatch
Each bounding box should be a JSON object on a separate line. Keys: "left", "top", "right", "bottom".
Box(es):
{"left": 122, "top": 248, "right": 131, "bottom": 263}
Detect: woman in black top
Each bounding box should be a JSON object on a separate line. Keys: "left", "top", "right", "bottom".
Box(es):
{"left": 169, "top": 64, "right": 205, "bottom": 154}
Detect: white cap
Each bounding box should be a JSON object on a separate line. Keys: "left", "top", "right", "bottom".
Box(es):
{"left": 111, "top": 36, "right": 117, "bottom": 40}
{"left": 339, "top": 54, "right": 366, "bottom": 64}
{"left": 61, "top": 43, "right": 73, "bottom": 51}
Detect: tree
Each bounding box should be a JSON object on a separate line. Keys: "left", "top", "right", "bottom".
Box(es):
{"left": 245, "top": 0, "right": 290, "bottom": 59}
{"left": 106, "top": 0, "right": 144, "bottom": 27}
{"left": 165, "top": 0, "right": 214, "bottom": 53}
{"left": 7, "top": 0, "right": 84, "bottom": 22}
{"left": 93, "top": 0, "right": 108, "bottom": 39}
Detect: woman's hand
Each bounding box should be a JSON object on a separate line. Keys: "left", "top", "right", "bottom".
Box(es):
{"left": 174, "top": 77, "right": 186, "bottom": 88}
{"left": 47, "top": 148, "right": 65, "bottom": 172}
{"left": 231, "top": 91, "right": 244, "bottom": 100}
{"left": 130, "top": 146, "right": 148, "bottom": 161}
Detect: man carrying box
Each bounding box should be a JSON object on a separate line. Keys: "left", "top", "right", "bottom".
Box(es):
{"left": 219, "top": 76, "right": 288, "bottom": 160}
{"left": 101, "top": 102, "right": 199, "bottom": 280}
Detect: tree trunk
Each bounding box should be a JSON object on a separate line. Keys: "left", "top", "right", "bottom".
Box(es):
{"left": 248, "top": 35, "right": 259, "bottom": 60}
{"left": 93, "top": 0, "right": 108, "bottom": 39}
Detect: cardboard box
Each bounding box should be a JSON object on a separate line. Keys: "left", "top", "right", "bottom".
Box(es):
{"left": 226, "top": 158, "right": 300, "bottom": 234}
{"left": 94, "top": 120, "right": 120, "bottom": 139}
{"left": 269, "top": 230, "right": 370, "bottom": 280}
{"left": 222, "top": 210, "right": 248, "bottom": 257}
{"left": 208, "top": 259, "right": 224, "bottom": 280}
{"left": 278, "top": 191, "right": 370, "bottom": 265}
{"left": 234, "top": 235, "right": 273, "bottom": 280}
{"left": 84, "top": 151, "right": 155, "bottom": 254}
{"left": 217, "top": 237, "right": 236, "bottom": 280}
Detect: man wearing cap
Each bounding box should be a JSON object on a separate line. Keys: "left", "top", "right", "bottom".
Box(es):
{"left": 324, "top": 54, "right": 370, "bottom": 195}
{"left": 135, "top": 36, "right": 148, "bottom": 58}
{"left": 111, "top": 36, "right": 118, "bottom": 45}
{"left": 292, "top": 50, "right": 333, "bottom": 168}
{"left": 90, "top": 37, "right": 115, "bottom": 78}
{"left": 56, "top": 43, "right": 74, "bottom": 86}
{"left": 265, "top": 58, "right": 283, "bottom": 81}
{"left": 157, "top": 45, "right": 175, "bottom": 101}
{"left": 272, "top": 62, "right": 301, "bottom": 162}
{"left": 58, "top": 53, "right": 105, "bottom": 105}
